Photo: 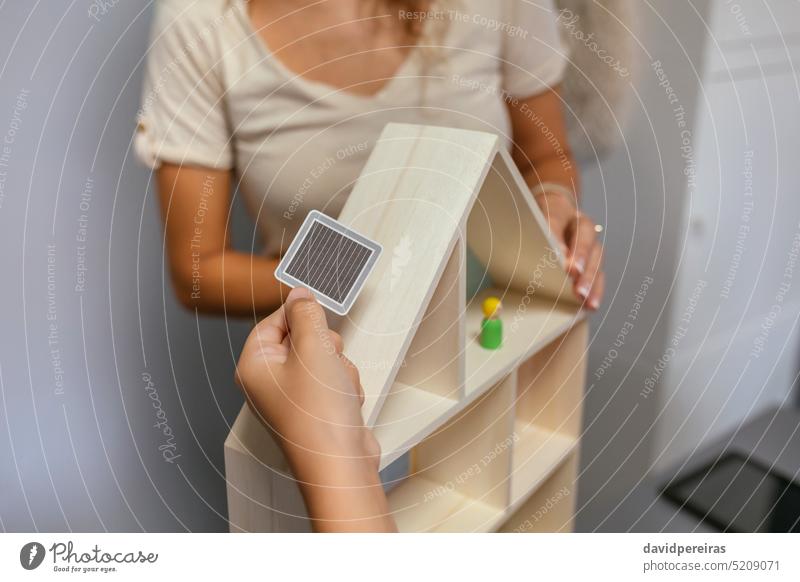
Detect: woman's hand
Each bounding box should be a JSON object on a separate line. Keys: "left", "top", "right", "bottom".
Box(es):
{"left": 534, "top": 189, "right": 605, "bottom": 310}
{"left": 235, "top": 287, "right": 395, "bottom": 532}
{"left": 507, "top": 88, "right": 605, "bottom": 311}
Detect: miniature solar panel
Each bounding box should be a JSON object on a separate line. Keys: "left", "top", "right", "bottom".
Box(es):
{"left": 284, "top": 220, "right": 373, "bottom": 303}
{"left": 275, "top": 211, "right": 382, "bottom": 315}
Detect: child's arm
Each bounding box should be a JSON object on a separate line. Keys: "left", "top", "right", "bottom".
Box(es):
{"left": 235, "top": 287, "right": 397, "bottom": 532}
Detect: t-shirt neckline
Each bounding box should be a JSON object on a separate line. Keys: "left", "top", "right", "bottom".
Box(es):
{"left": 233, "top": 0, "right": 422, "bottom": 103}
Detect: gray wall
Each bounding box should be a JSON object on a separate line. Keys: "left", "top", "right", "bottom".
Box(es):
{"left": 573, "top": 0, "right": 713, "bottom": 530}
{"left": 0, "top": 1, "right": 250, "bottom": 531}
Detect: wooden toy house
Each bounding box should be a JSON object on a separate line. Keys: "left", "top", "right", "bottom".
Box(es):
{"left": 224, "top": 123, "right": 588, "bottom": 532}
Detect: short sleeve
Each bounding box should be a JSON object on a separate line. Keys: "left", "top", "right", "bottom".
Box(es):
{"left": 135, "top": 1, "right": 233, "bottom": 170}
{"left": 501, "top": 0, "right": 568, "bottom": 98}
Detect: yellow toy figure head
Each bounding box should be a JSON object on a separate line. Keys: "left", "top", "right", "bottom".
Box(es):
{"left": 482, "top": 296, "right": 501, "bottom": 319}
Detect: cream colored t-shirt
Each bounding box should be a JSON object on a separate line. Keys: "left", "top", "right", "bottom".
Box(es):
{"left": 136, "top": 0, "right": 568, "bottom": 255}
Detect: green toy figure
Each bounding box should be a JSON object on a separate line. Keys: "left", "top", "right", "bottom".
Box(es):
{"left": 480, "top": 296, "right": 503, "bottom": 350}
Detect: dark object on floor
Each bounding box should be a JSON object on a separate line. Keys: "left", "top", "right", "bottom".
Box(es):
{"left": 662, "top": 453, "right": 800, "bottom": 532}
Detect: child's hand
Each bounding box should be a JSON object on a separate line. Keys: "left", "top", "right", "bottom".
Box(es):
{"left": 235, "top": 287, "right": 379, "bottom": 464}
{"left": 235, "top": 287, "right": 394, "bottom": 531}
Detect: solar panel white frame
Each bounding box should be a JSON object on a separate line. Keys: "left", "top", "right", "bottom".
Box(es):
{"left": 274, "top": 210, "right": 383, "bottom": 315}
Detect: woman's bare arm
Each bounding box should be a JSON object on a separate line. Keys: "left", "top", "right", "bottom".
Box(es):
{"left": 156, "top": 162, "right": 288, "bottom": 317}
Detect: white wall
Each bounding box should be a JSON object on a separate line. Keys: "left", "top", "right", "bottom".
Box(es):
{"left": 651, "top": 0, "right": 800, "bottom": 473}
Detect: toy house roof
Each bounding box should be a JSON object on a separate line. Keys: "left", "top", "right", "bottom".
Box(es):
{"left": 335, "top": 123, "right": 582, "bottom": 448}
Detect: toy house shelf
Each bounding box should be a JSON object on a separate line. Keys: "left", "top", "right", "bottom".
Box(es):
{"left": 374, "top": 286, "right": 581, "bottom": 470}
{"left": 224, "top": 124, "right": 589, "bottom": 532}
{"left": 464, "top": 288, "right": 580, "bottom": 396}
{"left": 381, "top": 322, "right": 587, "bottom": 532}
{"left": 511, "top": 425, "right": 576, "bottom": 507}
{"left": 387, "top": 475, "right": 505, "bottom": 532}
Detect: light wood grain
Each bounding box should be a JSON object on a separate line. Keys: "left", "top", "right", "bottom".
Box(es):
{"left": 336, "top": 123, "right": 499, "bottom": 426}
{"left": 517, "top": 321, "right": 589, "bottom": 438}
{"left": 499, "top": 452, "right": 579, "bottom": 533}
{"left": 384, "top": 375, "right": 515, "bottom": 532}
{"left": 395, "top": 239, "right": 466, "bottom": 399}
{"left": 387, "top": 475, "right": 504, "bottom": 532}
{"left": 468, "top": 148, "right": 580, "bottom": 305}
{"left": 414, "top": 373, "right": 516, "bottom": 509}
{"left": 225, "top": 445, "right": 274, "bottom": 533}
{"left": 373, "top": 381, "right": 457, "bottom": 470}
{"left": 225, "top": 407, "right": 310, "bottom": 532}
{"left": 510, "top": 423, "right": 577, "bottom": 506}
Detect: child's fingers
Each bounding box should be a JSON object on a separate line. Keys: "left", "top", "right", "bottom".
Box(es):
{"left": 284, "top": 293, "right": 330, "bottom": 349}
{"left": 328, "top": 331, "right": 344, "bottom": 354}
{"left": 246, "top": 287, "right": 314, "bottom": 349}
{"left": 338, "top": 354, "right": 363, "bottom": 404}
{"left": 250, "top": 304, "right": 288, "bottom": 347}
{"left": 253, "top": 343, "right": 290, "bottom": 364}
{"left": 236, "top": 288, "right": 317, "bottom": 386}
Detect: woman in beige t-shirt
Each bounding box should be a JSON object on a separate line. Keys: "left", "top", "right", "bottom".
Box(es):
{"left": 137, "top": 0, "right": 604, "bottom": 317}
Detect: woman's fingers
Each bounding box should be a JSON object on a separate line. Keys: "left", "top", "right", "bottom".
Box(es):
{"left": 567, "top": 213, "right": 597, "bottom": 277}
{"left": 576, "top": 243, "right": 603, "bottom": 308}
{"left": 588, "top": 270, "right": 605, "bottom": 311}
{"left": 533, "top": 190, "right": 604, "bottom": 310}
